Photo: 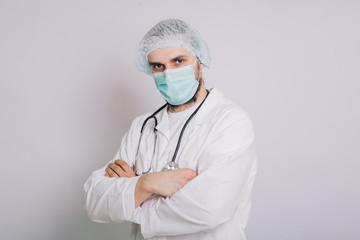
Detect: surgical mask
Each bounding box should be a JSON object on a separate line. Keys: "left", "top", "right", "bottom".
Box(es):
{"left": 152, "top": 60, "right": 200, "bottom": 106}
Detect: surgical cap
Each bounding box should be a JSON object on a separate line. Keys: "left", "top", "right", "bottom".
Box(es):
{"left": 135, "top": 19, "right": 211, "bottom": 75}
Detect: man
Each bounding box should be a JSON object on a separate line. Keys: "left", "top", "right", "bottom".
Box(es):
{"left": 84, "top": 19, "right": 257, "bottom": 240}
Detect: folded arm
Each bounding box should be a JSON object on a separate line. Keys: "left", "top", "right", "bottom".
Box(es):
{"left": 84, "top": 165, "right": 140, "bottom": 223}
{"left": 135, "top": 116, "right": 257, "bottom": 238}
{"left": 104, "top": 159, "right": 198, "bottom": 208}
{"left": 84, "top": 158, "right": 198, "bottom": 223}
{"left": 84, "top": 116, "right": 143, "bottom": 223}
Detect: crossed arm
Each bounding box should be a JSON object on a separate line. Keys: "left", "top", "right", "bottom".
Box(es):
{"left": 85, "top": 111, "right": 256, "bottom": 238}
{"left": 105, "top": 160, "right": 197, "bottom": 207}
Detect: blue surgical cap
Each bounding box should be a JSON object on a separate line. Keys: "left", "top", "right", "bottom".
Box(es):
{"left": 135, "top": 19, "right": 211, "bottom": 75}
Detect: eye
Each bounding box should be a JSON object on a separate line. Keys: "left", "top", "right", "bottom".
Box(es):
{"left": 175, "top": 59, "right": 184, "bottom": 64}
{"left": 153, "top": 64, "right": 164, "bottom": 70}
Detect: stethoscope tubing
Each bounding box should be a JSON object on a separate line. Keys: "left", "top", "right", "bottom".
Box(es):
{"left": 170, "top": 91, "right": 209, "bottom": 163}
{"left": 136, "top": 90, "right": 209, "bottom": 174}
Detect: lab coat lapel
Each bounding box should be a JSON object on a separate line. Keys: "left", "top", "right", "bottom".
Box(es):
{"left": 152, "top": 106, "right": 171, "bottom": 164}
{"left": 188, "top": 88, "right": 223, "bottom": 138}
{"left": 154, "top": 107, "right": 170, "bottom": 141}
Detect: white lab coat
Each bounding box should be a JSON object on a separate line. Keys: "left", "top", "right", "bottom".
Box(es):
{"left": 84, "top": 88, "right": 257, "bottom": 240}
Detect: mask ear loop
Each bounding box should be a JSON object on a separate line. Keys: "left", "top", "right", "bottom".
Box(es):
{"left": 195, "top": 57, "right": 203, "bottom": 82}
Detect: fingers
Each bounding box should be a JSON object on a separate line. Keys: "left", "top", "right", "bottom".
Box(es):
{"left": 184, "top": 168, "right": 197, "bottom": 177}
{"left": 177, "top": 168, "right": 198, "bottom": 180}
{"left": 175, "top": 168, "right": 197, "bottom": 186}
{"left": 166, "top": 168, "right": 197, "bottom": 178}
{"left": 105, "top": 164, "right": 122, "bottom": 178}
{"left": 150, "top": 168, "right": 198, "bottom": 197}
{"left": 110, "top": 163, "right": 125, "bottom": 177}
{"left": 115, "top": 160, "right": 136, "bottom": 177}
{"left": 105, "top": 167, "right": 117, "bottom": 177}
{"left": 115, "top": 160, "right": 132, "bottom": 172}
{"left": 104, "top": 160, "right": 136, "bottom": 178}
{"left": 163, "top": 168, "right": 198, "bottom": 185}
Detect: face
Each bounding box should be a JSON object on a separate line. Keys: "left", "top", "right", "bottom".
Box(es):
{"left": 148, "top": 46, "right": 205, "bottom": 110}
{"left": 147, "top": 46, "right": 203, "bottom": 76}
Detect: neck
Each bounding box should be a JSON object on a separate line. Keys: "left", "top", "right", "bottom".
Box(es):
{"left": 168, "top": 85, "right": 207, "bottom": 113}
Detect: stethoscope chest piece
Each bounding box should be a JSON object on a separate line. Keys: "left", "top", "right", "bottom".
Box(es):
{"left": 162, "top": 161, "right": 179, "bottom": 172}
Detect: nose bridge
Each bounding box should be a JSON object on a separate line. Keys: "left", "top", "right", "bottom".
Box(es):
{"left": 164, "top": 64, "right": 195, "bottom": 75}
{"left": 163, "top": 57, "right": 196, "bottom": 71}
{"left": 164, "top": 62, "right": 176, "bottom": 70}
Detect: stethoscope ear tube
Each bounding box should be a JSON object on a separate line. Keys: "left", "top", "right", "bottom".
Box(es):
{"left": 135, "top": 103, "right": 167, "bottom": 175}
{"left": 140, "top": 103, "right": 167, "bottom": 133}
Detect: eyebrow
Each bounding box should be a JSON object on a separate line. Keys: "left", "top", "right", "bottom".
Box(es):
{"left": 149, "top": 61, "right": 162, "bottom": 66}
{"left": 170, "top": 55, "right": 188, "bottom": 61}
{"left": 149, "top": 55, "right": 188, "bottom": 66}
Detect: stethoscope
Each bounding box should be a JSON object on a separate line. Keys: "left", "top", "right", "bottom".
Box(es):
{"left": 134, "top": 90, "right": 209, "bottom": 175}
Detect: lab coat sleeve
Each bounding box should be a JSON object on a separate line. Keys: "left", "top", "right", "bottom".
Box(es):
{"left": 135, "top": 111, "right": 257, "bottom": 238}
{"left": 83, "top": 115, "right": 144, "bottom": 224}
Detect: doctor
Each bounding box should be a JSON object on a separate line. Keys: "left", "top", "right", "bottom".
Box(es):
{"left": 84, "top": 19, "right": 257, "bottom": 240}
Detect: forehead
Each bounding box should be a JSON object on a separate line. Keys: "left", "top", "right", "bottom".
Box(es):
{"left": 147, "top": 46, "right": 194, "bottom": 63}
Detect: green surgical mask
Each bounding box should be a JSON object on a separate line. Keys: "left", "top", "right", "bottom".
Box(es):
{"left": 152, "top": 60, "right": 200, "bottom": 105}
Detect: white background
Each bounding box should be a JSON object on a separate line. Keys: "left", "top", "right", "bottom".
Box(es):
{"left": 1, "top": 0, "right": 359, "bottom": 239}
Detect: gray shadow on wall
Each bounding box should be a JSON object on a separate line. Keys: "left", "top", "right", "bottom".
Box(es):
{"left": 51, "top": 74, "right": 144, "bottom": 240}
{"left": 54, "top": 208, "right": 133, "bottom": 240}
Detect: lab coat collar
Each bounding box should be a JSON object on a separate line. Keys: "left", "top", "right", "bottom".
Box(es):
{"left": 154, "top": 105, "right": 170, "bottom": 140}
{"left": 154, "top": 88, "right": 223, "bottom": 137}
{"left": 193, "top": 88, "right": 223, "bottom": 125}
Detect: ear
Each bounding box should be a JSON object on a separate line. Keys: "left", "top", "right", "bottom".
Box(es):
{"left": 199, "top": 62, "right": 204, "bottom": 71}
{"left": 196, "top": 57, "right": 204, "bottom": 71}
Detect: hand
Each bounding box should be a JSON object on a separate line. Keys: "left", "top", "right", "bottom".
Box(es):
{"left": 135, "top": 168, "right": 197, "bottom": 207}
{"left": 138, "top": 168, "right": 197, "bottom": 198}
{"left": 105, "top": 160, "right": 136, "bottom": 178}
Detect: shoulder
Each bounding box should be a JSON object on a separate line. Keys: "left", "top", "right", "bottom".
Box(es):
{"left": 207, "top": 88, "right": 253, "bottom": 126}
{"left": 129, "top": 112, "right": 150, "bottom": 132}
{"left": 128, "top": 104, "right": 166, "bottom": 131}
{"left": 197, "top": 89, "right": 256, "bottom": 156}
{"left": 204, "top": 89, "right": 255, "bottom": 144}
